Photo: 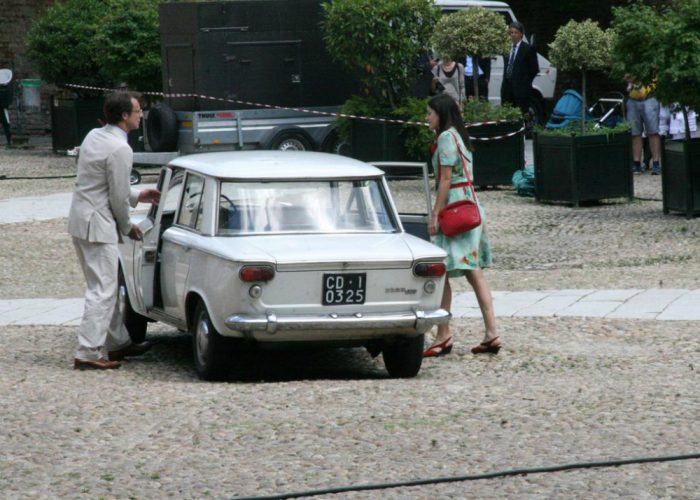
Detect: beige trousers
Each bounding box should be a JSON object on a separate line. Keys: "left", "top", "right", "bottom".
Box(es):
{"left": 72, "top": 237, "right": 130, "bottom": 361}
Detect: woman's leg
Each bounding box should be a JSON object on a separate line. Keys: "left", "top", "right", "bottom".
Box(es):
{"left": 433, "top": 277, "right": 452, "bottom": 343}
{"left": 465, "top": 269, "right": 499, "bottom": 344}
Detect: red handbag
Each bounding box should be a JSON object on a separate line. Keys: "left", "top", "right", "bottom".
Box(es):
{"left": 436, "top": 134, "right": 481, "bottom": 237}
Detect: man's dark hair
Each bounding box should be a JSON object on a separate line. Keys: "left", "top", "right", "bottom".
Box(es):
{"left": 509, "top": 21, "right": 525, "bottom": 34}
{"left": 103, "top": 91, "right": 141, "bottom": 125}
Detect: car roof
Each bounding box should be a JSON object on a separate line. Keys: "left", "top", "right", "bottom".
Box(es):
{"left": 168, "top": 151, "right": 386, "bottom": 180}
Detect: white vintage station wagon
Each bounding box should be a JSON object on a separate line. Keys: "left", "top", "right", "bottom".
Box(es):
{"left": 119, "top": 151, "right": 450, "bottom": 380}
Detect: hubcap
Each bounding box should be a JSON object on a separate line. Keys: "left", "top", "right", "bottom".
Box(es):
{"left": 278, "top": 138, "right": 306, "bottom": 151}
{"left": 195, "top": 314, "right": 210, "bottom": 367}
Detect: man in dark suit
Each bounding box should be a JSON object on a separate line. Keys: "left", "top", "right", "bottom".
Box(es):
{"left": 500, "top": 21, "right": 539, "bottom": 116}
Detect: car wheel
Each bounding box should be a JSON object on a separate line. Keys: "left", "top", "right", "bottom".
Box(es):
{"left": 382, "top": 334, "right": 424, "bottom": 378}
{"left": 130, "top": 169, "right": 142, "bottom": 185}
{"left": 118, "top": 269, "right": 148, "bottom": 344}
{"left": 191, "top": 302, "right": 229, "bottom": 381}
{"left": 271, "top": 132, "right": 312, "bottom": 151}
{"left": 322, "top": 130, "right": 351, "bottom": 156}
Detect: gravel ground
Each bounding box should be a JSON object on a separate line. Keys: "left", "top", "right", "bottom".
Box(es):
{"left": 1, "top": 145, "right": 699, "bottom": 498}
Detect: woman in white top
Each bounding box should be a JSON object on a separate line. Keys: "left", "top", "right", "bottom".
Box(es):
{"left": 431, "top": 57, "right": 465, "bottom": 110}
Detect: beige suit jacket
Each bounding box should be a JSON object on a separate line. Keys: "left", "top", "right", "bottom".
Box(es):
{"left": 67, "top": 125, "right": 139, "bottom": 243}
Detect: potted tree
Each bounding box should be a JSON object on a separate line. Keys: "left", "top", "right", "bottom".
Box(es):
{"left": 431, "top": 7, "right": 523, "bottom": 187}
{"left": 612, "top": 0, "right": 700, "bottom": 218}
{"left": 26, "top": 0, "right": 161, "bottom": 152}
{"left": 534, "top": 19, "right": 632, "bottom": 206}
{"left": 322, "top": 0, "right": 438, "bottom": 162}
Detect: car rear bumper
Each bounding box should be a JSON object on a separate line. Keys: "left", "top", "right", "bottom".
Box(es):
{"left": 223, "top": 309, "right": 451, "bottom": 340}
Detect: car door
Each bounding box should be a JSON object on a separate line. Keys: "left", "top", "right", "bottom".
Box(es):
{"left": 160, "top": 171, "right": 205, "bottom": 318}
{"left": 134, "top": 166, "right": 184, "bottom": 310}
{"left": 370, "top": 161, "right": 433, "bottom": 241}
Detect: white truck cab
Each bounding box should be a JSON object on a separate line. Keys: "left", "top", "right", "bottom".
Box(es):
{"left": 434, "top": 0, "right": 557, "bottom": 123}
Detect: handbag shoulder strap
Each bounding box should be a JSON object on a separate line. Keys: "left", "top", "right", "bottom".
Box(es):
{"left": 448, "top": 130, "right": 478, "bottom": 202}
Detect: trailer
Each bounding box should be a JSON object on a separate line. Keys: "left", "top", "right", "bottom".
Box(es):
{"left": 134, "top": 0, "right": 356, "bottom": 166}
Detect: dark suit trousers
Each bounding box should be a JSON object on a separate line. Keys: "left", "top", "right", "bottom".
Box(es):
{"left": 501, "top": 79, "right": 529, "bottom": 114}
{"left": 466, "top": 77, "right": 488, "bottom": 100}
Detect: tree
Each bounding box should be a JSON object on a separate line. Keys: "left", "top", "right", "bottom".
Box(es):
{"left": 322, "top": 0, "right": 439, "bottom": 109}
{"left": 548, "top": 19, "right": 613, "bottom": 132}
{"left": 430, "top": 7, "right": 510, "bottom": 100}
{"left": 612, "top": 0, "right": 700, "bottom": 139}
{"left": 26, "top": 0, "right": 161, "bottom": 92}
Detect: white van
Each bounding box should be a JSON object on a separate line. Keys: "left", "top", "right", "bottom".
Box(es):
{"left": 434, "top": 0, "right": 557, "bottom": 124}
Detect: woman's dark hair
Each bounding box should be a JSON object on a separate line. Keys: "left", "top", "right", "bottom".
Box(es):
{"left": 103, "top": 91, "right": 141, "bottom": 125}
{"left": 428, "top": 93, "right": 473, "bottom": 151}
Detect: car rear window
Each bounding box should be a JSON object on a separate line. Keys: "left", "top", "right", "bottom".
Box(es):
{"left": 217, "top": 179, "right": 397, "bottom": 235}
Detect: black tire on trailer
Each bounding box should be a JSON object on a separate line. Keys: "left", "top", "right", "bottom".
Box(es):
{"left": 146, "top": 103, "right": 178, "bottom": 152}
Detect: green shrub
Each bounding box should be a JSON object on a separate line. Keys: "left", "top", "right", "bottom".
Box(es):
{"left": 548, "top": 19, "right": 613, "bottom": 132}
{"left": 536, "top": 121, "right": 630, "bottom": 137}
{"left": 462, "top": 99, "right": 522, "bottom": 124}
{"left": 322, "top": 0, "right": 438, "bottom": 109}
{"left": 26, "top": 0, "right": 161, "bottom": 91}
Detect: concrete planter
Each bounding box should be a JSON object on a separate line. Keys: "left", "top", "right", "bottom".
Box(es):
{"left": 469, "top": 120, "right": 524, "bottom": 187}
{"left": 533, "top": 131, "right": 633, "bottom": 206}
{"left": 662, "top": 138, "right": 700, "bottom": 218}
{"left": 350, "top": 120, "right": 410, "bottom": 162}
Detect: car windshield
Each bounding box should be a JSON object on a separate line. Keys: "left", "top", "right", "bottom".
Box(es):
{"left": 218, "top": 179, "right": 398, "bottom": 235}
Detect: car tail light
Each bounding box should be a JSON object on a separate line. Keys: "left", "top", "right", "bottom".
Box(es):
{"left": 239, "top": 265, "right": 275, "bottom": 282}
{"left": 413, "top": 262, "right": 446, "bottom": 277}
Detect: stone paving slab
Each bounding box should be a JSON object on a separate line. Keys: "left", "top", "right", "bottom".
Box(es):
{"left": 0, "top": 185, "right": 157, "bottom": 224}
{"left": 3, "top": 289, "right": 699, "bottom": 326}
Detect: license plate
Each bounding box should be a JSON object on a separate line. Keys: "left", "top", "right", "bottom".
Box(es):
{"left": 322, "top": 273, "right": 366, "bottom": 305}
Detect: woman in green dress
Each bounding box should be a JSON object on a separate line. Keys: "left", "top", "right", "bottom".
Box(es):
{"left": 423, "top": 93, "right": 502, "bottom": 357}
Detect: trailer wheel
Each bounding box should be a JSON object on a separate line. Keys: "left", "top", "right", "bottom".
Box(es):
{"left": 322, "top": 130, "right": 351, "bottom": 156}
{"left": 146, "top": 103, "right": 178, "bottom": 152}
{"left": 270, "top": 132, "right": 312, "bottom": 151}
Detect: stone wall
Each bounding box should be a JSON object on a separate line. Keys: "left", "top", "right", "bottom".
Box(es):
{"left": 0, "top": 0, "right": 57, "bottom": 138}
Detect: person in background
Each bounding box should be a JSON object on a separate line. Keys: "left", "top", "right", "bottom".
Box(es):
{"left": 501, "top": 21, "right": 539, "bottom": 117}
{"left": 464, "top": 55, "right": 490, "bottom": 101}
{"left": 431, "top": 56, "right": 466, "bottom": 110}
{"left": 625, "top": 75, "right": 661, "bottom": 174}
{"left": 423, "top": 93, "right": 501, "bottom": 358}
{"left": 68, "top": 91, "right": 160, "bottom": 370}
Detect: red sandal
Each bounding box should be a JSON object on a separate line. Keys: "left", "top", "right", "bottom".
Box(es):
{"left": 471, "top": 336, "right": 502, "bottom": 355}
{"left": 423, "top": 337, "right": 453, "bottom": 358}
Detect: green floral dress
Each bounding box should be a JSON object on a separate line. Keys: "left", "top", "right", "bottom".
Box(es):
{"left": 431, "top": 128, "right": 493, "bottom": 277}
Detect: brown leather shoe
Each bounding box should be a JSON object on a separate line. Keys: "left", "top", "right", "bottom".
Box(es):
{"left": 74, "top": 357, "right": 121, "bottom": 370}
{"left": 108, "top": 341, "right": 152, "bottom": 361}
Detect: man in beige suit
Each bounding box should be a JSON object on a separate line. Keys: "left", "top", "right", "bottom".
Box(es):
{"left": 68, "top": 92, "right": 160, "bottom": 370}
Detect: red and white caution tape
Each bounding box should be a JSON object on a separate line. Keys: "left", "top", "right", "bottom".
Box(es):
{"left": 63, "top": 83, "right": 524, "bottom": 141}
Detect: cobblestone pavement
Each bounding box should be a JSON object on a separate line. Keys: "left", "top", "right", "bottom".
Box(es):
{"left": 0, "top": 144, "right": 699, "bottom": 498}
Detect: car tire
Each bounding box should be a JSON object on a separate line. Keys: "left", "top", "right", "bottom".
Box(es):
{"left": 118, "top": 269, "right": 148, "bottom": 344}
{"left": 322, "top": 130, "right": 350, "bottom": 156}
{"left": 191, "top": 302, "right": 229, "bottom": 381}
{"left": 146, "top": 103, "right": 178, "bottom": 152}
{"left": 382, "top": 334, "right": 424, "bottom": 378}
{"left": 270, "top": 131, "right": 312, "bottom": 151}
{"left": 130, "top": 169, "right": 142, "bottom": 185}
